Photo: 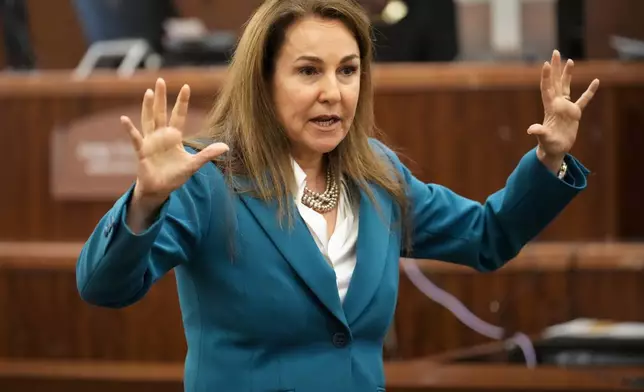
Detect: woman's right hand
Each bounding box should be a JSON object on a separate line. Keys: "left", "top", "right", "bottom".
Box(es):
{"left": 120, "top": 78, "right": 228, "bottom": 230}
{"left": 121, "top": 78, "right": 228, "bottom": 202}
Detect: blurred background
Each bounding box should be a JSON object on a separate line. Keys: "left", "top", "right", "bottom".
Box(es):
{"left": 1, "top": 0, "right": 643, "bottom": 391}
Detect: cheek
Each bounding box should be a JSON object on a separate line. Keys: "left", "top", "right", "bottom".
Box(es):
{"left": 342, "top": 85, "right": 360, "bottom": 117}
{"left": 277, "top": 87, "right": 316, "bottom": 125}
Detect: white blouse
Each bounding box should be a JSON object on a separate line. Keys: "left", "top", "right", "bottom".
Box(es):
{"left": 292, "top": 160, "right": 359, "bottom": 302}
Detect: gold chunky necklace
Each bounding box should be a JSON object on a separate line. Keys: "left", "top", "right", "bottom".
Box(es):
{"left": 301, "top": 166, "right": 339, "bottom": 213}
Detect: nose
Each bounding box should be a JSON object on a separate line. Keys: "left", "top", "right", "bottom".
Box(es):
{"left": 318, "top": 73, "right": 341, "bottom": 104}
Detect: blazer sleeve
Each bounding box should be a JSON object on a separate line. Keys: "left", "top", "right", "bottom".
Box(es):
{"left": 372, "top": 140, "right": 590, "bottom": 271}
{"left": 75, "top": 159, "right": 217, "bottom": 308}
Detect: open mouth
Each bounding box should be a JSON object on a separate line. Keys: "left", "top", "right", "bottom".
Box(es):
{"left": 310, "top": 115, "right": 341, "bottom": 128}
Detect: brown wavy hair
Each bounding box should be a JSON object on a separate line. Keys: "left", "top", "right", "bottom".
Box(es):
{"left": 185, "top": 0, "right": 410, "bottom": 249}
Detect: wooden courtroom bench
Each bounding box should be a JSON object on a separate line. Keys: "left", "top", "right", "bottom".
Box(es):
{"left": 0, "top": 359, "right": 642, "bottom": 392}
{"left": 1, "top": 61, "right": 644, "bottom": 243}
{"left": 1, "top": 241, "right": 643, "bottom": 362}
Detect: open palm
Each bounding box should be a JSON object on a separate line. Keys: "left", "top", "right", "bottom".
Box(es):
{"left": 528, "top": 50, "right": 600, "bottom": 160}
{"left": 121, "top": 78, "right": 229, "bottom": 199}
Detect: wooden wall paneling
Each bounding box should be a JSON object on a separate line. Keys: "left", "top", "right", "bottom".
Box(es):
{"left": 0, "top": 243, "right": 185, "bottom": 361}
{"left": 394, "top": 245, "right": 575, "bottom": 359}
{"left": 585, "top": 0, "right": 644, "bottom": 59}
{"left": 1, "top": 242, "right": 643, "bottom": 362}
{"left": 615, "top": 87, "right": 644, "bottom": 240}
{"left": 589, "top": 87, "right": 620, "bottom": 240}
{"left": 572, "top": 267, "right": 644, "bottom": 321}
{"left": 570, "top": 243, "right": 644, "bottom": 321}
{"left": 0, "top": 265, "right": 7, "bottom": 358}
{"left": 0, "top": 95, "right": 94, "bottom": 241}
{"left": 24, "top": 0, "right": 86, "bottom": 69}
{"left": 5, "top": 267, "right": 185, "bottom": 361}
{"left": 375, "top": 83, "right": 615, "bottom": 241}
{"left": 1, "top": 62, "right": 643, "bottom": 242}
{"left": 541, "top": 88, "right": 616, "bottom": 241}
{"left": 0, "top": 97, "right": 23, "bottom": 235}
{"left": 0, "top": 76, "right": 218, "bottom": 242}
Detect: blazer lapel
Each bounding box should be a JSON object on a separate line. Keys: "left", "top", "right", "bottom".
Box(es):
{"left": 342, "top": 184, "right": 393, "bottom": 325}
{"left": 239, "top": 193, "right": 348, "bottom": 328}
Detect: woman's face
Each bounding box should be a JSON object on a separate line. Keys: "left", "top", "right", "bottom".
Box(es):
{"left": 271, "top": 16, "right": 361, "bottom": 160}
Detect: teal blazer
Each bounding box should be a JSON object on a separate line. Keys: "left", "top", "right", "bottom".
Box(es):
{"left": 76, "top": 139, "right": 589, "bottom": 391}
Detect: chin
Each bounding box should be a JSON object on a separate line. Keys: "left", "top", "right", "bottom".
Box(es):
{"left": 308, "top": 133, "right": 346, "bottom": 154}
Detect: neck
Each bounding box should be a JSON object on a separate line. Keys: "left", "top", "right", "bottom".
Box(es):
{"left": 294, "top": 154, "right": 324, "bottom": 177}
{"left": 292, "top": 152, "right": 326, "bottom": 191}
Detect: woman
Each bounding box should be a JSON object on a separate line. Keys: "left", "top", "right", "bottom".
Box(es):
{"left": 76, "top": 0, "right": 599, "bottom": 390}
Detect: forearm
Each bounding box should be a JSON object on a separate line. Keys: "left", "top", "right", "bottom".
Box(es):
{"left": 76, "top": 176, "right": 210, "bottom": 308}
{"left": 475, "top": 148, "right": 589, "bottom": 268}
{"left": 404, "top": 148, "right": 589, "bottom": 271}
{"left": 76, "top": 190, "right": 167, "bottom": 307}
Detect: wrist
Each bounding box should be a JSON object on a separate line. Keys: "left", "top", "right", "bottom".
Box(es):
{"left": 130, "top": 183, "right": 168, "bottom": 223}
{"left": 536, "top": 146, "right": 566, "bottom": 175}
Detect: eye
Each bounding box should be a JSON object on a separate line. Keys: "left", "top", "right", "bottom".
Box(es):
{"left": 339, "top": 65, "right": 359, "bottom": 76}
{"left": 298, "top": 66, "right": 318, "bottom": 76}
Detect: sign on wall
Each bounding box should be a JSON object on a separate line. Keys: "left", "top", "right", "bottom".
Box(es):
{"left": 50, "top": 106, "right": 207, "bottom": 201}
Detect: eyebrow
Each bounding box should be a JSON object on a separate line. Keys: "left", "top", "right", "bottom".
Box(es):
{"left": 295, "top": 54, "right": 360, "bottom": 63}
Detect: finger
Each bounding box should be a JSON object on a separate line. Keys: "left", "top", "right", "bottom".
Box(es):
{"left": 575, "top": 78, "right": 600, "bottom": 111}
{"left": 561, "top": 59, "right": 574, "bottom": 97}
{"left": 169, "top": 84, "right": 191, "bottom": 130}
{"left": 192, "top": 142, "right": 230, "bottom": 169}
{"left": 527, "top": 123, "right": 549, "bottom": 136}
{"left": 120, "top": 116, "right": 143, "bottom": 152}
{"left": 551, "top": 50, "right": 563, "bottom": 96}
{"left": 141, "top": 89, "right": 155, "bottom": 135}
{"left": 540, "top": 62, "right": 555, "bottom": 108}
{"left": 153, "top": 78, "right": 168, "bottom": 130}
{"left": 139, "top": 127, "right": 183, "bottom": 158}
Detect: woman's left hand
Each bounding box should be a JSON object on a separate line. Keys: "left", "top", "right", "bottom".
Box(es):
{"left": 527, "top": 50, "right": 600, "bottom": 173}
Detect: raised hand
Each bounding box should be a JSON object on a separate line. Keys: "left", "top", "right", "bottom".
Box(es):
{"left": 121, "top": 78, "right": 229, "bottom": 203}
{"left": 527, "top": 50, "right": 600, "bottom": 171}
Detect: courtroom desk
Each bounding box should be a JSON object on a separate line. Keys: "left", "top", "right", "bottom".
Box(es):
{"left": 1, "top": 241, "right": 643, "bottom": 361}
{"left": 1, "top": 62, "right": 644, "bottom": 242}
{"left": 1, "top": 359, "right": 642, "bottom": 392}
{"left": 384, "top": 361, "right": 644, "bottom": 391}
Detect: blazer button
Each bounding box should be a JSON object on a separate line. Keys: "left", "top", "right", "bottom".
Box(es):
{"left": 332, "top": 332, "right": 348, "bottom": 348}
